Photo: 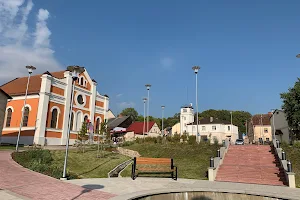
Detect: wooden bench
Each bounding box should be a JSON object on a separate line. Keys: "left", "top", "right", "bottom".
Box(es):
{"left": 131, "top": 157, "right": 177, "bottom": 180}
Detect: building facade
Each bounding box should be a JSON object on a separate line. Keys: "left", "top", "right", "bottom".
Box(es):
{"left": 127, "top": 121, "right": 161, "bottom": 138}
{"left": 0, "top": 89, "right": 12, "bottom": 144}
{"left": 248, "top": 113, "right": 272, "bottom": 143}
{"left": 270, "top": 110, "right": 290, "bottom": 143}
{"left": 186, "top": 117, "right": 239, "bottom": 143}
{"left": 178, "top": 106, "right": 238, "bottom": 143}
{"left": 1, "top": 69, "right": 109, "bottom": 146}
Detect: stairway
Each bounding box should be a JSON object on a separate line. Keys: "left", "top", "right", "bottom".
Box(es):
{"left": 215, "top": 145, "right": 287, "bottom": 186}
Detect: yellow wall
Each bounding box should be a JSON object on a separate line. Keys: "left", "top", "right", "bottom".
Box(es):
{"left": 253, "top": 125, "right": 272, "bottom": 142}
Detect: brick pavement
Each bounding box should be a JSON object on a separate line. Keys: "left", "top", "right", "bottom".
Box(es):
{"left": 0, "top": 151, "right": 116, "bottom": 200}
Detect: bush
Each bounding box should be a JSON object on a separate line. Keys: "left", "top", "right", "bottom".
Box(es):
{"left": 12, "top": 149, "right": 78, "bottom": 179}
{"left": 188, "top": 136, "right": 196, "bottom": 145}
{"left": 121, "top": 141, "right": 135, "bottom": 147}
{"left": 213, "top": 137, "right": 219, "bottom": 145}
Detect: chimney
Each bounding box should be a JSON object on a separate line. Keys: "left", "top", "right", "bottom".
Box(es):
{"left": 118, "top": 114, "right": 123, "bottom": 118}
{"left": 210, "top": 117, "right": 213, "bottom": 122}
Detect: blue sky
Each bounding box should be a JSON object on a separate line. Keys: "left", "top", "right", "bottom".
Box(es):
{"left": 1, "top": 1, "right": 300, "bottom": 118}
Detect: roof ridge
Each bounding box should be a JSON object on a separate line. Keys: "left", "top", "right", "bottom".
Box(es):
{"left": 0, "top": 77, "right": 20, "bottom": 87}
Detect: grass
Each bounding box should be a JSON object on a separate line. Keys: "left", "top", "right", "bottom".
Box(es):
{"left": 0, "top": 145, "right": 23, "bottom": 150}
{"left": 13, "top": 148, "right": 129, "bottom": 179}
{"left": 120, "top": 142, "right": 220, "bottom": 179}
{"left": 281, "top": 142, "right": 300, "bottom": 187}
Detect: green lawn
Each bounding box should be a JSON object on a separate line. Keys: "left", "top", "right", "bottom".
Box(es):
{"left": 120, "top": 142, "right": 220, "bottom": 179}
{"left": 281, "top": 143, "right": 300, "bottom": 187}
{"left": 0, "top": 145, "right": 23, "bottom": 150}
{"left": 13, "top": 148, "right": 129, "bottom": 179}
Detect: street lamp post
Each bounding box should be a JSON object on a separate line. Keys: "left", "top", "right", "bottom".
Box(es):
{"left": 61, "top": 65, "right": 85, "bottom": 180}
{"left": 16, "top": 66, "right": 36, "bottom": 152}
{"left": 192, "top": 66, "right": 200, "bottom": 143}
{"left": 230, "top": 111, "right": 233, "bottom": 140}
{"left": 145, "top": 84, "right": 151, "bottom": 135}
{"left": 143, "top": 98, "right": 147, "bottom": 140}
{"left": 161, "top": 106, "right": 165, "bottom": 136}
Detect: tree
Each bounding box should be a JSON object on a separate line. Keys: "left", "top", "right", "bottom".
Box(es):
{"left": 135, "top": 115, "right": 144, "bottom": 122}
{"left": 281, "top": 78, "right": 300, "bottom": 140}
{"left": 120, "top": 108, "right": 138, "bottom": 121}
{"left": 97, "top": 119, "right": 108, "bottom": 158}
{"left": 77, "top": 121, "right": 89, "bottom": 153}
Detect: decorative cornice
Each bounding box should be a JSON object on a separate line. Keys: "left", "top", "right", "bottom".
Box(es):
{"left": 75, "top": 86, "right": 92, "bottom": 95}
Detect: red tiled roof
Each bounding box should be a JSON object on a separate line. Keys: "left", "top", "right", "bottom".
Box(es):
{"left": 127, "top": 121, "right": 156, "bottom": 134}
{"left": 251, "top": 114, "right": 271, "bottom": 126}
{"left": 1, "top": 70, "right": 66, "bottom": 96}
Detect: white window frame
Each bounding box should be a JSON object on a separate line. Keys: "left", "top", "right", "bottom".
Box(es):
{"left": 212, "top": 126, "right": 217, "bottom": 131}
{"left": 50, "top": 106, "right": 61, "bottom": 129}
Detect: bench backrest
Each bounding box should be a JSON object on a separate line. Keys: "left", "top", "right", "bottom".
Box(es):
{"left": 134, "top": 157, "right": 174, "bottom": 168}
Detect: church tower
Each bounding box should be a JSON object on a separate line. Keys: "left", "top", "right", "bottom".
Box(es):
{"left": 180, "top": 103, "right": 194, "bottom": 135}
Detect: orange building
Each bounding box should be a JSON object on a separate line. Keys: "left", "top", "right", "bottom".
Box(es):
{"left": 0, "top": 68, "right": 109, "bottom": 146}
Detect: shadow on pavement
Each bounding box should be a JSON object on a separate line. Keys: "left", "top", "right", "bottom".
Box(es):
{"left": 71, "top": 184, "right": 104, "bottom": 200}
{"left": 192, "top": 196, "right": 212, "bottom": 200}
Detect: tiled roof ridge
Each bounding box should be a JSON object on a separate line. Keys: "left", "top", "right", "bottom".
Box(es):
{"left": 0, "top": 77, "right": 19, "bottom": 87}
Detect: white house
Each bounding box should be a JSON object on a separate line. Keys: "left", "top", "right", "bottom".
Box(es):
{"left": 178, "top": 105, "right": 239, "bottom": 143}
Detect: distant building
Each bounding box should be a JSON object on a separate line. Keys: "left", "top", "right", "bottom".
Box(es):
{"left": 107, "top": 115, "right": 132, "bottom": 131}
{"left": 0, "top": 89, "right": 12, "bottom": 144}
{"left": 127, "top": 121, "right": 160, "bottom": 138}
{"left": 171, "top": 122, "right": 180, "bottom": 135}
{"left": 180, "top": 104, "right": 194, "bottom": 134}
{"left": 186, "top": 117, "right": 239, "bottom": 143}
{"left": 106, "top": 109, "right": 116, "bottom": 120}
{"left": 270, "top": 110, "right": 291, "bottom": 143}
{"left": 248, "top": 113, "right": 272, "bottom": 143}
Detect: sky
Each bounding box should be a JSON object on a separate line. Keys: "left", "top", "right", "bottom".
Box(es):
{"left": 1, "top": 0, "right": 300, "bottom": 118}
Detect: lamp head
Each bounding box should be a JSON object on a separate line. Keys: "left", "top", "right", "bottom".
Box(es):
{"left": 67, "top": 65, "right": 85, "bottom": 81}
{"left": 26, "top": 65, "right": 36, "bottom": 74}
{"left": 143, "top": 97, "right": 147, "bottom": 103}
{"left": 296, "top": 54, "right": 300, "bottom": 58}
{"left": 192, "top": 66, "right": 200, "bottom": 74}
{"left": 161, "top": 105, "right": 165, "bottom": 109}
{"left": 145, "top": 84, "right": 151, "bottom": 90}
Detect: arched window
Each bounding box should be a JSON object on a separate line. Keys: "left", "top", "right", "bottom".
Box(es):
{"left": 76, "top": 112, "right": 82, "bottom": 131}
{"left": 80, "top": 77, "right": 84, "bottom": 85}
{"left": 22, "top": 107, "right": 30, "bottom": 127}
{"left": 50, "top": 108, "right": 58, "bottom": 128}
{"left": 84, "top": 115, "right": 88, "bottom": 122}
{"left": 70, "top": 112, "right": 74, "bottom": 131}
{"left": 95, "top": 118, "right": 100, "bottom": 133}
{"left": 6, "top": 108, "right": 12, "bottom": 127}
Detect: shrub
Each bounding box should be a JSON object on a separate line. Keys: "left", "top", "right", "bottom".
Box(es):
{"left": 188, "top": 136, "right": 196, "bottom": 145}
{"left": 213, "top": 137, "right": 219, "bottom": 145}
{"left": 172, "top": 134, "right": 181, "bottom": 143}
{"left": 12, "top": 149, "right": 79, "bottom": 179}
{"left": 293, "top": 141, "right": 300, "bottom": 148}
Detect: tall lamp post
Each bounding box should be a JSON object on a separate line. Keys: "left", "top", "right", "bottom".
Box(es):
{"left": 161, "top": 106, "right": 165, "bottom": 135}
{"left": 61, "top": 65, "right": 85, "bottom": 180}
{"left": 230, "top": 111, "right": 233, "bottom": 139}
{"left": 16, "top": 65, "right": 36, "bottom": 152}
{"left": 143, "top": 98, "right": 147, "bottom": 140}
{"left": 145, "top": 84, "right": 151, "bottom": 135}
{"left": 192, "top": 66, "right": 200, "bottom": 143}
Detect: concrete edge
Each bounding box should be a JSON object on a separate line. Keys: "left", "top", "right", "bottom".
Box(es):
{"left": 109, "top": 186, "right": 299, "bottom": 200}
{"left": 108, "top": 158, "right": 133, "bottom": 178}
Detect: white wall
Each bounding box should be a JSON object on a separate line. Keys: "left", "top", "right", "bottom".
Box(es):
{"left": 180, "top": 107, "right": 194, "bottom": 134}
{"left": 185, "top": 123, "right": 239, "bottom": 144}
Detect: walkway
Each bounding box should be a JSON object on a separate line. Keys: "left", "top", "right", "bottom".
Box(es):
{"left": 0, "top": 151, "right": 115, "bottom": 200}
{"left": 68, "top": 177, "right": 300, "bottom": 200}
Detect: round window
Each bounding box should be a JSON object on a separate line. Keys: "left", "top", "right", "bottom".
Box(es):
{"left": 77, "top": 95, "right": 84, "bottom": 105}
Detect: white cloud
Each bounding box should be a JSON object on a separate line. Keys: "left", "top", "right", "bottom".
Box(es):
{"left": 0, "top": 0, "right": 61, "bottom": 83}
{"left": 117, "top": 101, "right": 135, "bottom": 109}
{"left": 160, "top": 57, "right": 174, "bottom": 70}
{"left": 116, "top": 93, "right": 123, "bottom": 98}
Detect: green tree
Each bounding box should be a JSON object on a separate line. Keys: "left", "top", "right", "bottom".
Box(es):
{"left": 120, "top": 107, "right": 138, "bottom": 121}
{"left": 135, "top": 115, "right": 144, "bottom": 122}
{"left": 281, "top": 78, "right": 300, "bottom": 140}
{"left": 77, "top": 121, "right": 88, "bottom": 153}
{"left": 97, "top": 119, "right": 108, "bottom": 158}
